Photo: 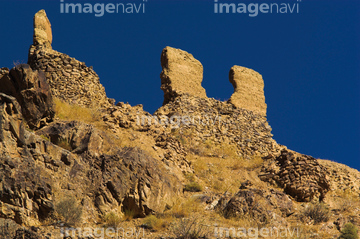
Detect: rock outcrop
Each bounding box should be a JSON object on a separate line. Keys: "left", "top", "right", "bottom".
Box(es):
{"left": 228, "top": 66, "right": 267, "bottom": 116}
{"left": 160, "top": 46, "right": 207, "bottom": 105}
{"left": 0, "top": 96, "right": 182, "bottom": 226}
{"left": 0, "top": 65, "right": 54, "bottom": 129}
{"left": 221, "top": 188, "right": 293, "bottom": 222}
{"left": 259, "top": 150, "right": 331, "bottom": 202}
{"left": 28, "top": 10, "right": 112, "bottom": 108}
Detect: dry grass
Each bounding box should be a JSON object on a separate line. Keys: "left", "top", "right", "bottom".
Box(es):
{"left": 122, "top": 209, "right": 136, "bottom": 221}
{"left": 54, "top": 196, "right": 83, "bottom": 226}
{"left": 187, "top": 152, "right": 264, "bottom": 194}
{"left": 142, "top": 215, "right": 168, "bottom": 231}
{"left": 300, "top": 202, "right": 331, "bottom": 225}
{"left": 54, "top": 98, "right": 105, "bottom": 128}
{"left": 102, "top": 211, "right": 122, "bottom": 228}
{"left": 57, "top": 138, "right": 72, "bottom": 151}
{"left": 335, "top": 190, "right": 360, "bottom": 214}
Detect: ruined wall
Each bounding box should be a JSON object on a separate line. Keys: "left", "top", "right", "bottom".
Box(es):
{"left": 33, "top": 9, "right": 52, "bottom": 48}
{"left": 154, "top": 94, "right": 279, "bottom": 158}
{"left": 259, "top": 150, "right": 331, "bottom": 202}
{"left": 28, "top": 10, "right": 112, "bottom": 108}
{"left": 160, "top": 46, "right": 207, "bottom": 105}
{"left": 228, "top": 66, "right": 267, "bottom": 117}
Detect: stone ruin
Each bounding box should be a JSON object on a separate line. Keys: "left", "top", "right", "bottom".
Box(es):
{"left": 28, "top": 10, "right": 113, "bottom": 108}
{"left": 259, "top": 149, "right": 331, "bottom": 202}
{"left": 228, "top": 66, "right": 267, "bottom": 116}
{"left": 28, "top": 10, "right": 268, "bottom": 118}
{"left": 160, "top": 46, "right": 207, "bottom": 105}
{"left": 160, "top": 46, "right": 267, "bottom": 117}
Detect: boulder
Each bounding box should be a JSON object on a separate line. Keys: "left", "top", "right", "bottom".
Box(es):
{"left": 228, "top": 66, "right": 267, "bottom": 116}
{"left": 221, "top": 187, "right": 293, "bottom": 225}
{"left": 160, "top": 46, "right": 207, "bottom": 105}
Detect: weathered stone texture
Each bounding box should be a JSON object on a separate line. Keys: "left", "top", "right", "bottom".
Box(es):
{"left": 0, "top": 97, "right": 182, "bottom": 226}
{"left": 228, "top": 66, "right": 267, "bottom": 116}
{"left": 259, "top": 150, "right": 331, "bottom": 202}
{"left": 33, "top": 9, "right": 52, "bottom": 48}
{"left": 0, "top": 65, "right": 54, "bottom": 129}
{"left": 160, "top": 46, "right": 207, "bottom": 105}
{"left": 154, "top": 94, "right": 280, "bottom": 159}
{"left": 28, "top": 10, "right": 112, "bottom": 108}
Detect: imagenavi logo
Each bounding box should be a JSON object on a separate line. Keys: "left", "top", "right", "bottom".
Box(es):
{"left": 60, "top": 0, "right": 147, "bottom": 17}
{"left": 214, "top": 0, "right": 301, "bottom": 17}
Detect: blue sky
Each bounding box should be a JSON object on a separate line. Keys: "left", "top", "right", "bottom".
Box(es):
{"left": 0, "top": 0, "right": 359, "bottom": 170}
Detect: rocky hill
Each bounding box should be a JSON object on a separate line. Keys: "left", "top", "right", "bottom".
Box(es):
{"left": 0, "top": 10, "right": 359, "bottom": 239}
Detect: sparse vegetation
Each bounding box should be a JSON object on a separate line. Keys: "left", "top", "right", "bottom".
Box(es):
{"left": 184, "top": 182, "right": 202, "bottom": 192}
{"left": 54, "top": 98, "right": 103, "bottom": 127}
{"left": 170, "top": 217, "right": 211, "bottom": 239}
{"left": 301, "top": 202, "right": 331, "bottom": 224}
{"left": 40, "top": 134, "right": 50, "bottom": 141}
{"left": 339, "top": 223, "right": 359, "bottom": 239}
{"left": 122, "top": 209, "right": 135, "bottom": 221}
{"left": 103, "top": 211, "right": 122, "bottom": 228}
{"left": 142, "top": 215, "right": 168, "bottom": 231}
{"left": 55, "top": 196, "right": 83, "bottom": 226}
{"left": 57, "top": 138, "right": 72, "bottom": 151}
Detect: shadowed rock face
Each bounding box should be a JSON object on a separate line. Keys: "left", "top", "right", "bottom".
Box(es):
{"left": 33, "top": 9, "right": 52, "bottom": 48}
{"left": 228, "top": 66, "right": 267, "bottom": 117}
{"left": 0, "top": 64, "right": 54, "bottom": 129}
{"left": 160, "top": 46, "right": 207, "bottom": 105}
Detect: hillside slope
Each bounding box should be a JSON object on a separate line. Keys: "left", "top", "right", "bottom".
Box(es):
{"left": 0, "top": 10, "right": 359, "bottom": 239}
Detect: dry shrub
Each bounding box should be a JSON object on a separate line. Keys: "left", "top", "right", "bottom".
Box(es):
{"left": 103, "top": 211, "right": 122, "bottom": 228}
{"left": 184, "top": 182, "right": 202, "bottom": 192}
{"left": 170, "top": 216, "right": 211, "bottom": 239}
{"left": 55, "top": 196, "right": 83, "bottom": 226}
{"left": 339, "top": 223, "right": 359, "bottom": 239}
{"left": 57, "top": 138, "right": 72, "bottom": 151}
{"left": 142, "top": 215, "right": 168, "bottom": 231}
{"left": 301, "top": 202, "right": 330, "bottom": 224}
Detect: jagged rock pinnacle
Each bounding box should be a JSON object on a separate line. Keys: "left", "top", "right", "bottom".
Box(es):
{"left": 33, "top": 10, "right": 52, "bottom": 48}
{"left": 160, "top": 46, "right": 207, "bottom": 105}
{"left": 228, "top": 66, "right": 267, "bottom": 116}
